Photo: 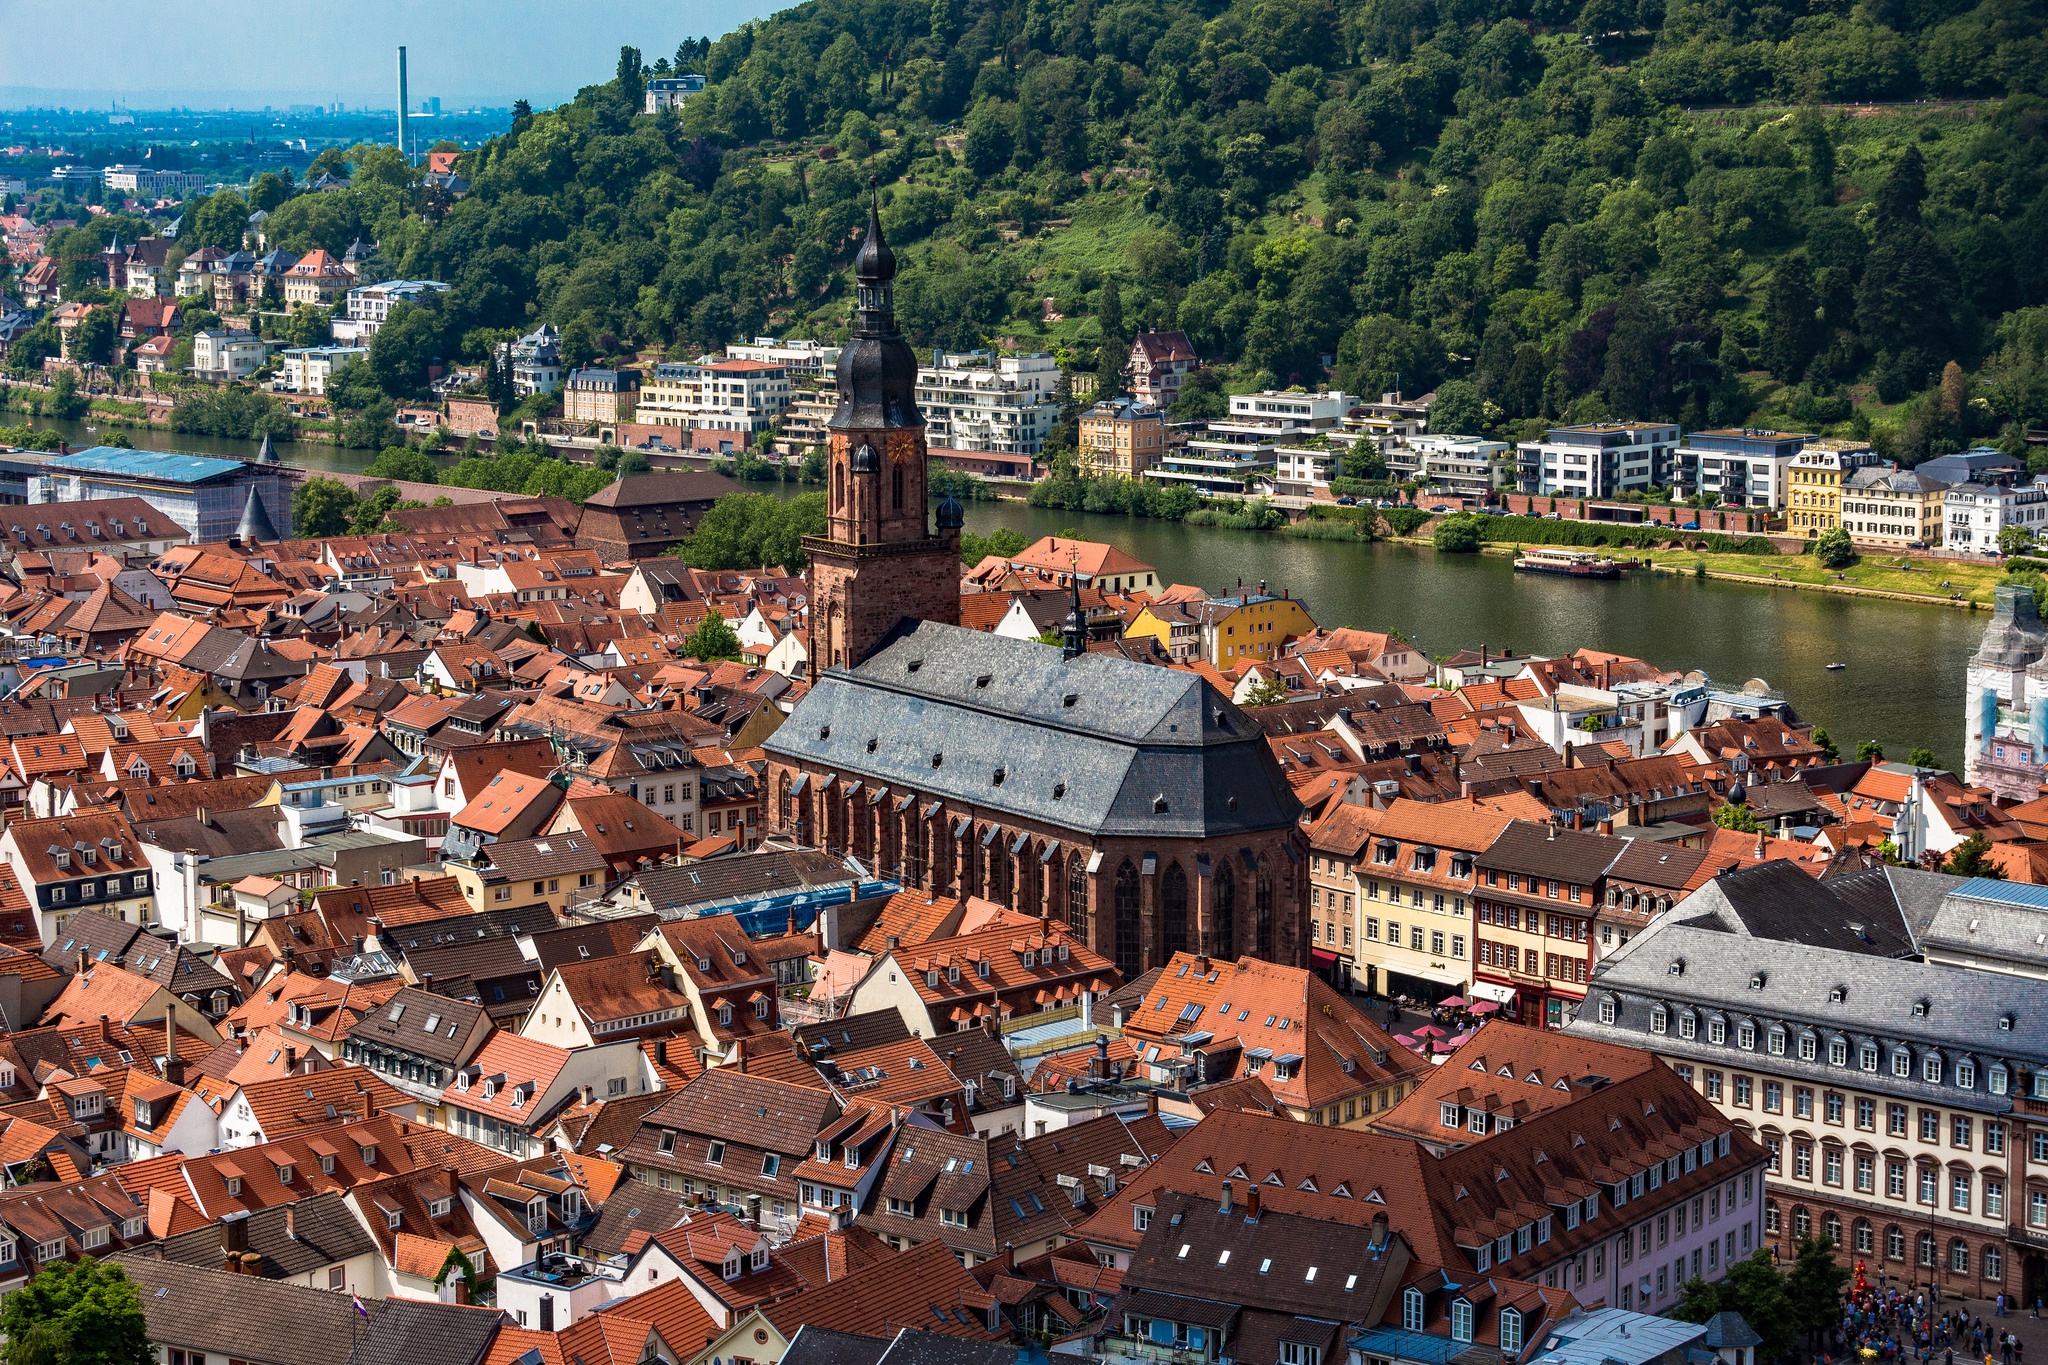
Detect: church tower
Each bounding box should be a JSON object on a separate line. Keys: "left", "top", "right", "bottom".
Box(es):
{"left": 804, "top": 187, "right": 962, "bottom": 679}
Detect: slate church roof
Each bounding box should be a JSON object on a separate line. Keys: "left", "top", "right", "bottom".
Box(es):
{"left": 764, "top": 620, "right": 1300, "bottom": 839}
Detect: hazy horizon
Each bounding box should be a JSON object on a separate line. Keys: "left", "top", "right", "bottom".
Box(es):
{"left": 0, "top": 0, "right": 779, "bottom": 112}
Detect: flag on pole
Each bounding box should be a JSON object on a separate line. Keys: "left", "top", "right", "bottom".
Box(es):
{"left": 353, "top": 1292, "right": 370, "bottom": 1318}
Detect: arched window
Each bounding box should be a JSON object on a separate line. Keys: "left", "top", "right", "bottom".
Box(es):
{"left": 1212, "top": 863, "right": 1236, "bottom": 958}
{"left": 1853, "top": 1219, "right": 1873, "bottom": 1254}
{"left": 932, "top": 820, "right": 955, "bottom": 897}
{"left": 1019, "top": 844, "right": 1041, "bottom": 917}
{"left": 1886, "top": 1226, "right": 1905, "bottom": 1260}
{"left": 1822, "top": 1211, "right": 1841, "bottom": 1245}
{"left": 1067, "top": 854, "right": 1088, "bottom": 937}
{"left": 892, "top": 462, "right": 904, "bottom": 511}
{"left": 1950, "top": 1239, "right": 1970, "bottom": 1275}
{"left": 1254, "top": 869, "right": 1275, "bottom": 961}
{"left": 1162, "top": 863, "right": 1189, "bottom": 957}
{"left": 986, "top": 831, "right": 1011, "bottom": 904}
{"left": 904, "top": 809, "right": 926, "bottom": 887}
{"left": 1792, "top": 1206, "right": 1811, "bottom": 1238}
{"left": 1917, "top": 1232, "right": 1937, "bottom": 1268}
{"left": 1113, "top": 861, "right": 1142, "bottom": 978}
{"left": 1985, "top": 1244, "right": 2004, "bottom": 1281}
{"left": 834, "top": 462, "right": 844, "bottom": 511}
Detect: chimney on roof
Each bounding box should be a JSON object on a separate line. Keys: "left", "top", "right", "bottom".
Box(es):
{"left": 284, "top": 1207, "right": 297, "bottom": 1241}
{"left": 1245, "top": 1185, "right": 1261, "bottom": 1221}
{"left": 1219, "top": 1179, "right": 1234, "bottom": 1214}
{"left": 1598, "top": 818, "right": 1614, "bottom": 836}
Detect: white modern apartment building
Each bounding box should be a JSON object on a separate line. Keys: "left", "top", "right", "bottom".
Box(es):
{"left": 638, "top": 358, "right": 792, "bottom": 436}
{"left": 1945, "top": 478, "right": 2048, "bottom": 555}
{"left": 1151, "top": 389, "right": 1351, "bottom": 496}
{"left": 726, "top": 336, "right": 840, "bottom": 378}
{"left": 276, "top": 345, "right": 368, "bottom": 396}
{"left": 916, "top": 351, "right": 1061, "bottom": 457}
{"left": 1685, "top": 429, "right": 1811, "bottom": 509}
{"left": 330, "top": 279, "right": 451, "bottom": 343}
{"left": 102, "top": 166, "right": 205, "bottom": 198}
{"left": 190, "top": 330, "right": 269, "bottom": 382}
{"left": 1517, "top": 423, "right": 1683, "bottom": 499}
{"left": 1388, "top": 434, "right": 1511, "bottom": 498}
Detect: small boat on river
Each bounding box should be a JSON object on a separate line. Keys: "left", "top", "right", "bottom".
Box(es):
{"left": 1511, "top": 548, "right": 1623, "bottom": 579}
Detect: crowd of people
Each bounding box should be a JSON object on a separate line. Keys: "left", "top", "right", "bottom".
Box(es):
{"left": 1836, "top": 1276, "right": 2034, "bottom": 1365}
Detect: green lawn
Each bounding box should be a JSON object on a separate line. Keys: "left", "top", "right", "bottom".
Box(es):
{"left": 1480, "top": 540, "right": 2007, "bottom": 604}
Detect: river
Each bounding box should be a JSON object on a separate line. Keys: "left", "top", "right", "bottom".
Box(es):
{"left": 958, "top": 499, "right": 1977, "bottom": 763}
{"left": 15, "top": 415, "right": 1974, "bottom": 759}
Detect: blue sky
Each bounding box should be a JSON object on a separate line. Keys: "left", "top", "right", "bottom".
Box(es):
{"left": 0, "top": 0, "right": 778, "bottom": 110}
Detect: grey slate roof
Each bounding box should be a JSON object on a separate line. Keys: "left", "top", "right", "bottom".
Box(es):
{"left": 1920, "top": 876, "right": 2048, "bottom": 970}
{"left": 876, "top": 1330, "right": 1021, "bottom": 1365}
{"left": 765, "top": 621, "right": 1300, "bottom": 839}
{"left": 1576, "top": 913, "right": 2048, "bottom": 1068}
{"left": 344, "top": 985, "right": 490, "bottom": 1064}
{"left": 152, "top": 1193, "right": 376, "bottom": 1278}
{"left": 1672, "top": 860, "right": 1915, "bottom": 957}
{"left": 628, "top": 847, "right": 854, "bottom": 917}
{"left": 781, "top": 1326, "right": 894, "bottom": 1365}
{"left": 115, "top": 1253, "right": 505, "bottom": 1365}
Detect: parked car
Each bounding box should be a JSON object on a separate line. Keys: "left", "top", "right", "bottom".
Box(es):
{"left": 1681, "top": 521, "right": 1700, "bottom": 530}
{"left": 1430, "top": 505, "right": 1450, "bottom": 512}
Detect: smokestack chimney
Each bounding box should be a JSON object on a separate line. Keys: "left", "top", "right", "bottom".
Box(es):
{"left": 1220, "top": 1180, "right": 1234, "bottom": 1214}
{"left": 396, "top": 47, "right": 410, "bottom": 165}
{"left": 285, "top": 1207, "right": 297, "bottom": 1240}
{"left": 1245, "top": 1185, "right": 1261, "bottom": 1220}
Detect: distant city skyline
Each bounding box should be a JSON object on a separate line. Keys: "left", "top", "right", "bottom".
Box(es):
{"left": 0, "top": 0, "right": 777, "bottom": 111}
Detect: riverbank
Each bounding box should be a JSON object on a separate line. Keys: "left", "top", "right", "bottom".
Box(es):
{"left": 1446, "top": 540, "right": 2005, "bottom": 609}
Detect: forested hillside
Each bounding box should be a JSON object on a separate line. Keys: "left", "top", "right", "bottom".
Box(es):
{"left": 176, "top": 0, "right": 2048, "bottom": 458}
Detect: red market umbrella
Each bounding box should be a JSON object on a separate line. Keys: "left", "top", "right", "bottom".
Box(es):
{"left": 1413, "top": 1024, "right": 1447, "bottom": 1039}
{"left": 1448, "top": 1031, "right": 1475, "bottom": 1046}
{"left": 1432, "top": 1040, "right": 1456, "bottom": 1053}
{"left": 1470, "top": 1001, "right": 1501, "bottom": 1014}
{"left": 1439, "top": 995, "right": 1468, "bottom": 1009}
{"left": 1393, "top": 1034, "right": 1419, "bottom": 1048}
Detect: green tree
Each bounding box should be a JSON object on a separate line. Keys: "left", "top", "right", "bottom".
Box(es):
{"left": 1999, "top": 525, "right": 2035, "bottom": 557}
{"left": 1786, "top": 1237, "right": 1851, "bottom": 1351}
{"left": 1427, "top": 381, "right": 1486, "bottom": 436}
{"left": 1813, "top": 527, "right": 1855, "bottom": 569}
{"left": 683, "top": 612, "right": 744, "bottom": 661}
{"left": 1907, "top": 746, "right": 1938, "bottom": 770}
{"left": 1944, "top": 831, "right": 2005, "bottom": 879}
{"left": 47, "top": 368, "right": 88, "bottom": 420}
{"left": 1675, "top": 1251, "right": 1798, "bottom": 1364}
{"left": 0, "top": 1258, "right": 153, "bottom": 1365}
{"left": 1241, "top": 676, "right": 1291, "bottom": 706}
{"left": 1856, "top": 739, "right": 1885, "bottom": 762}
{"left": 676, "top": 492, "right": 828, "bottom": 571}
{"left": 1433, "top": 513, "right": 1485, "bottom": 552}
{"left": 292, "top": 476, "right": 360, "bottom": 537}
{"left": 1810, "top": 726, "right": 1840, "bottom": 763}
{"left": 72, "top": 307, "right": 117, "bottom": 367}
{"left": 364, "top": 446, "right": 442, "bottom": 484}
{"left": 958, "top": 526, "right": 1029, "bottom": 564}
{"left": 1713, "top": 801, "right": 1760, "bottom": 833}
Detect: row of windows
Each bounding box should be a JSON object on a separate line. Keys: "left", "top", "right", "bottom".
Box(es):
{"left": 1765, "top": 1204, "right": 2005, "bottom": 1279}
{"left": 48, "top": 874, "right": 149, "bottom": 903}
{"left": 1606, "top": 996, "right": 2037, "bottom": 1098}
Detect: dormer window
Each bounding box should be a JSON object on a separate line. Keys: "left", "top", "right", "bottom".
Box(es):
{"left": 724, "top": 1254, "right": 741, "bottom": 1279}
{"left": 359, "top": 1145, "right": 377, "bottom": 1166}
{"left": 225, "top": 1176, "right": 242, "bottom": 1197}
{"left": 1403, "top": 1287, "right": 1425, "bottom": 1332}
{"left": 1451, "top": 1300, "right": 1473, "bottom": 1343}
{"left": 429, "top": 1197, "right": 452, "bottom": 1218}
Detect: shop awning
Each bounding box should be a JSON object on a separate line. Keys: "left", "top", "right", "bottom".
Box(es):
{"left": 1470, "top": 980, "right": 1518, "bottom": 1006}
